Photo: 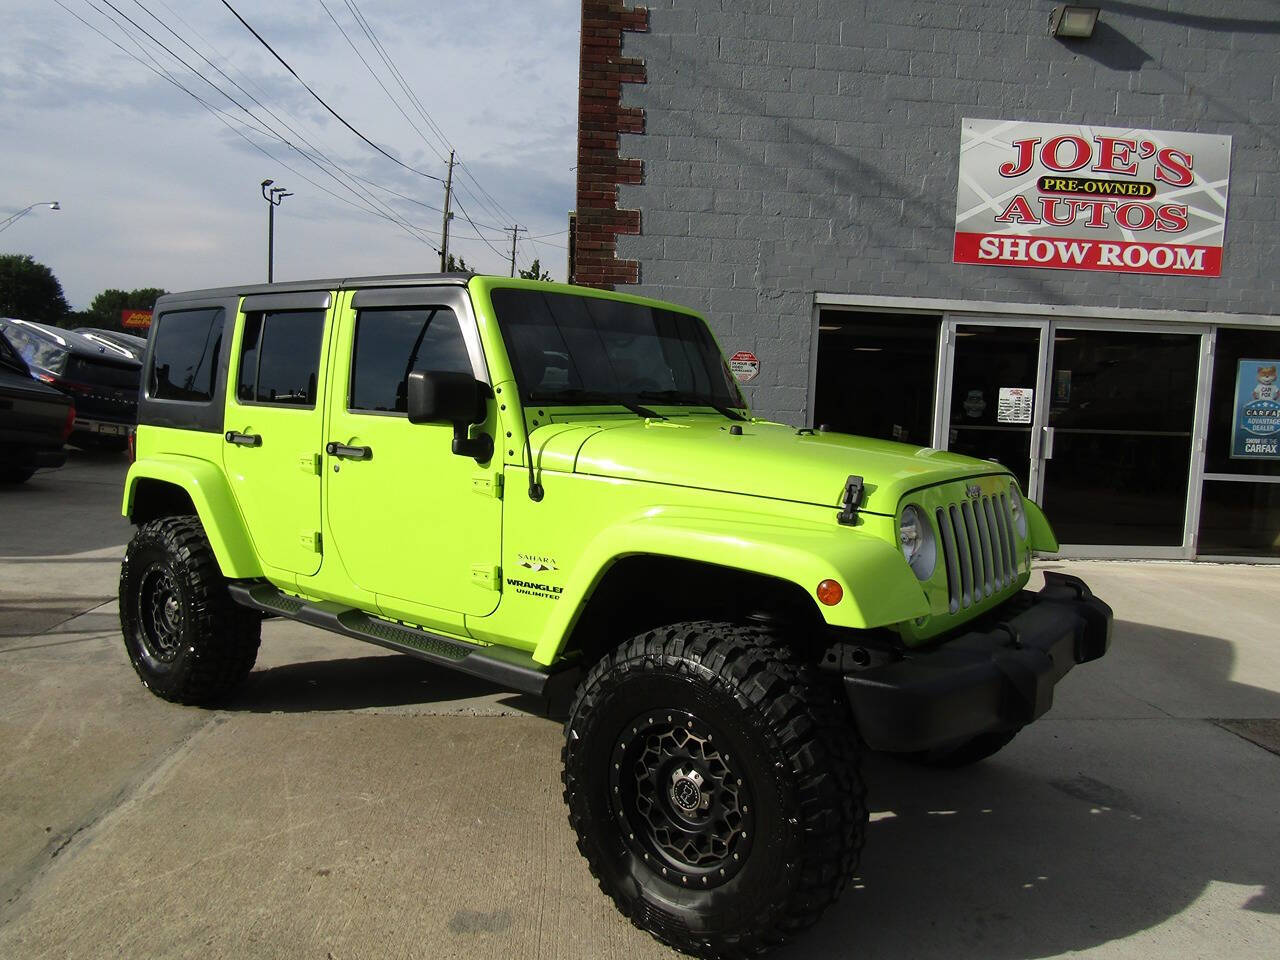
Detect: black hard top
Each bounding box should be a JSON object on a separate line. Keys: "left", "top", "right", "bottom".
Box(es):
{"left": 156, "top": 272, "right": 473, "bottom": 307}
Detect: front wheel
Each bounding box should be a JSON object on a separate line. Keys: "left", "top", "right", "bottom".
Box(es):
{"left": 563, "top": 622, "right": 866, "bottom": 958}
{"left": 119, "top": 516, "right": 260, "bottom": 705}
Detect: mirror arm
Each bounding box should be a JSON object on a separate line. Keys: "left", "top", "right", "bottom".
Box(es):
{"left": 451, "top": 423, "right": 493, "bottom": 464}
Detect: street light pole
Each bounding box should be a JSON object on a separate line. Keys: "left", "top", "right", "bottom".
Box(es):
{"left": 260, "top": 180, "right": 292, "bottom": 283}
{"left": 0, "top": 201, "right": 60, "bottom": 235}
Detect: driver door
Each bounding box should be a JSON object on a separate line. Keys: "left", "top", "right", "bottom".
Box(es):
{"left": 323, "top": 287, "right": 501, "bottom": 628}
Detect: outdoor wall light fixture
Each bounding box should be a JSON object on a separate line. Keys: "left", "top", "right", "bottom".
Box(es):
{"left": 1048, "top": 5, "right": 1100, "bottom": 39}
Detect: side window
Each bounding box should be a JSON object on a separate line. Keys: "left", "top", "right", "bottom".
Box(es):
{"left": 236, "top": 309, "right": 325, "bottom": 407}
{"left": 149, "top": 308, "right": 223, "bottom": 402}
{"left": 349, "top": 307, "right": 472, "bottom": 413}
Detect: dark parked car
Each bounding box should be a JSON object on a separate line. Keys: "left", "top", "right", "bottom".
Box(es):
{"left": 74, "top": 327, "right": 148, "bottom": 361}
{"left": 0, "top": 330, "right": 74, "bottom": 482}
{"left": 0, "top": 318, "right": 141, "bottom": 449}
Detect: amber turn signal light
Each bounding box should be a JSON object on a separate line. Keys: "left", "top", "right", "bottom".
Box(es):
{"left": 816, "top": 579, "right": 843, "bottom": 606}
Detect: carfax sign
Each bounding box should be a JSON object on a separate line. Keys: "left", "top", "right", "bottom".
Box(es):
{"left": 1231, "top": 359, "right": 1280, "bottom": 459}
{"left": 955, "top": 119, "right": 1232, "bottom": 277}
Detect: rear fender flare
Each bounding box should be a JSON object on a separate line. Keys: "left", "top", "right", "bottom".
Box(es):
{"left": 122, "top": 456, "right": 261, "bottom": 579}
{"left": 531, "top": 507, "right": 929, "bottom": 665}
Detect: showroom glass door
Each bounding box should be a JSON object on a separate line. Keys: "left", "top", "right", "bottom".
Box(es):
{"left": 938, "top": 319, "right": 1206, "bottom": 551}
{"left": 1039, "top": 326, "right": 1203, "bottom": 548}
{"left": 937, "top": 319, "right": 1050, "bottom": 497}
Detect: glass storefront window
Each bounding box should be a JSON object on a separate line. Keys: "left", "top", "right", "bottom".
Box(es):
{"left": 1197, "top": 326, "right": 1280, "bottom": 557}
{"left": 813, "top": 311, "right": 939, "bottom": 446}
{"left": 1198, "top": 480, "right": 1280, "bottom": 557}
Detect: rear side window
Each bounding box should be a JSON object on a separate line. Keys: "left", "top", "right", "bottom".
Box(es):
{"left": 237, "top": 310, "right": 325, "bottom": 407}
{"left": 349, "top": 307, "right": 472, "bottom": 413}
{"left": 149, "top": 308, "right": 223, "bottom": 402}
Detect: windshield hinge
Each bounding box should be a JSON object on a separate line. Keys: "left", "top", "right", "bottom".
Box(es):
{"left": 471, "top": 564, "right": 501, "bottom": 591}
{"left": 837, "top": 475, "right": 864, "bottom": 526}
{"left": 472, "top": 472, "right": 503, "bottom": 499}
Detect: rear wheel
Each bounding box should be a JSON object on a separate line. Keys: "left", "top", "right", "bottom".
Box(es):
{"left": 563, "top": 621, "right": 865, "bottom": 958}
{"left": 119, "top": 516, "right": 260, "bottom": 705}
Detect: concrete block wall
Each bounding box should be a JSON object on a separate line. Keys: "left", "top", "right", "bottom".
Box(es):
{"left": 607, "top": 0, "right": 1280, "bottom": 424}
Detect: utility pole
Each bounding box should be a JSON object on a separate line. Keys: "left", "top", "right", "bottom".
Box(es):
{"left": 506, "top": 224, "right": 526, "bottom": 277}
{"left": 260, "top": 179, "right": 291, "bottom": 283}
{"left": 439, "top": 149, "right": 456, "bottom": 271}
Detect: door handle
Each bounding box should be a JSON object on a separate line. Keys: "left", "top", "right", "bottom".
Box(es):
{"left": 1042, "top": 426, "right": 1055, "bottom": 460}
{"left": 326, "top": 442, "right": 372, "bottom": 461}
{"left": 225, "top": 430, "right": 262, "bottom": 447}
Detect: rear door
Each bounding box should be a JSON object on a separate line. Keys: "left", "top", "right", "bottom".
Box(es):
{"left": 222, "top": 290, "right": 334, "bottom": 580}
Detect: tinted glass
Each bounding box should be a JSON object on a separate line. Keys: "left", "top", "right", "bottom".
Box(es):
{"left": 350, "top": 307, "right": 471, "bottom": 412}
{"left": 0, "top": 323, "right": 67, "bottom": 374}
{"left": 490, "top": 289, "right": 742, "bottom": 406}
{"left": 1040, "top": 329, "right": 1201, "bottom": 546}
{"left": 1204, "top": 327, "right": 1280, "bottom": 478}
{"left": 236, "top": 310, "right": 324, "bottom": 406}
{"left": 149, "top": 308, "right": 223, "bottom": 402}
{"left": 1198, "top": 480, "right": 1280, "bottom": 557}
{"left": 814, "top": 311, "right": 939, "bottom": 445}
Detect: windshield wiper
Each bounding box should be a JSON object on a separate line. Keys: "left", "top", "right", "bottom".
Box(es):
{"left": 528, "top": 389, "right": 662, "bottom": 419}
{"left": 637, "top": 390, "right": 747, "bottom": 421}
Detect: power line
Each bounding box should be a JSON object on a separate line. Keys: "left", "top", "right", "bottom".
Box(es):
{"left": 57, "top": 0, "right": 443, "bottom": 252}
{"left": 219, "top": 0, "right": 445, "bottom": 184}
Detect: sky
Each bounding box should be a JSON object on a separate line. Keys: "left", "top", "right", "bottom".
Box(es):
{"left": 1, "top": 0, "right": 580, "bottom": 309}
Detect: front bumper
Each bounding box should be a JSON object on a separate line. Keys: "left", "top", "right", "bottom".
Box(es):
{"left": 845, "top": 572, "right": 1112, "bottom": 753}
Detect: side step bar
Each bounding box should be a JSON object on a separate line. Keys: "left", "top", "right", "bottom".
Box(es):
{"left": 228, "top": 582, "right": 580, "bottom": 702}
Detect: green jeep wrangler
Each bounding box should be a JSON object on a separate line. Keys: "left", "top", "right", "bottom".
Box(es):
{"left": 120, "top": 274, "right": 1110, "bottom": 958}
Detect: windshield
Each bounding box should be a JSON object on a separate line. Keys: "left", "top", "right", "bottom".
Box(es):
{"left": 490, "top": 288, "right": 744, "bottom": 409}
{"left": 0, "top": 331, "right": 27, "bottom": 374}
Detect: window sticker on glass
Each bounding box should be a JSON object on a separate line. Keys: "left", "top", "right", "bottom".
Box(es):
{"left": 997, "top": 386, "right": 1034, "bottom": 424}
{"left": 1230, "top": 359, "right": 1280, "bottom": 459}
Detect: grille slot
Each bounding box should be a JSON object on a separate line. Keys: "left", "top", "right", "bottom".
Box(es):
{"left": 936, "top": 487, "right": 1021, "bottom": 611}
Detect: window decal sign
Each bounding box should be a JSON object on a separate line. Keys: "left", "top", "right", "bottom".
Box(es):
{"left": 728, "top": 351, "right": 760, "bottom": 383}
{"left": 997, "top": 386, "right": 1033, "bottom": 424}
{"left": 1231, "top": 359, "right": 1280, "bottom": 459}
{"left": 954, "top": 119, "right": 1231, "bottom": 277}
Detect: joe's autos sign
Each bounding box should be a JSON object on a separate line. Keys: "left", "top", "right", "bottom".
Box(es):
{"left": 954, "top": 119, "right": 1231, "bottom": 277}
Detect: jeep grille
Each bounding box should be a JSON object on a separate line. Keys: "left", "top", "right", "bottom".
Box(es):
{"left": 935, "top": 493, "right": 1019, "bottom": 613}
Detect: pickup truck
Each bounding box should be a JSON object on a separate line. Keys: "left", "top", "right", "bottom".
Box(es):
{"left": 0, "top": 329, "right": 73, "bottom": 482}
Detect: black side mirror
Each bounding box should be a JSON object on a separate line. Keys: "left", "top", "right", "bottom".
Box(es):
{"left": 406, "top": 370, "right": 493, "bottom": 463}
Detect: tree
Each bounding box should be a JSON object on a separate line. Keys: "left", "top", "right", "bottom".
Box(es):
{"left": 0, "top": 254, "right": 70, "bottom": 324}
{"left": 518, "top": 259, "right": 553, "bottom": 281}
{"left": 82, "top": 287, "right": 168, "bottom": 331}
{"left": 445, "top": 254, "right": 472, "bottom": 273}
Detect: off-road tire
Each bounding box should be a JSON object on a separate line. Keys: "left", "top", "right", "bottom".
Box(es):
{"left": 119, "top": 516, "right": 260, "bottom": 705}
{"left": 911, "top": 728, "right": 1021, "bottom": 768}
{"left": 563, "top": 621, "right": 866, "bottom": 959}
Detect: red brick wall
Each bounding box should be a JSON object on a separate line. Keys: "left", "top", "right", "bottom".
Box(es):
{"left": 574, "top": 2, "right": 648, "bottom": 289}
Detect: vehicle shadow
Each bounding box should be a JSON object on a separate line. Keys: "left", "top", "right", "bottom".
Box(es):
{"left": 222, "top": 653, "right": 549, "bottom": 717}
{"left": 782, "top": 616, "right": 1280, "bottom": 959}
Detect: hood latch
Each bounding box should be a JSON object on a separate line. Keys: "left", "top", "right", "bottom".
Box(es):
{"left": 837, "top": 475, "right": 864, "bottom": 526}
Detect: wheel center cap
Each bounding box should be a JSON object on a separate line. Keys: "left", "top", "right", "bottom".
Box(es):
{"left": 669, "top": 766, "right": 706, "bottom": 813}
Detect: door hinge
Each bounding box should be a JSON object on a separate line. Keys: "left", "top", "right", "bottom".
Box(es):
{"left": 472, "top": 473, "right": 503, "bottom": 499}
{"left": 470, "top": 563, "right": 501, "bottom": 591}
{"left": 301, "top": 530, "right": 322, "bottom": 552}
{"left": 299, "top": 452, "right": 321, "bottom": 475}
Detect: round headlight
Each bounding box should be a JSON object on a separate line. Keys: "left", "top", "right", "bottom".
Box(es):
{"left": 1009, "top": 484, "right": 1029, "bottom": 539}
{"left": 899, "top": 504, "right": 937, "bottom": 581}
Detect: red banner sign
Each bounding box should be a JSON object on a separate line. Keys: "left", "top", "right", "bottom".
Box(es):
{"left": 121, "top": 309, "right": 152, "bottom": 329}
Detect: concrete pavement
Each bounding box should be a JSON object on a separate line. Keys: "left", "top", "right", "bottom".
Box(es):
{"left": 0, "top": 453, "right": 1277, "bottom": 959}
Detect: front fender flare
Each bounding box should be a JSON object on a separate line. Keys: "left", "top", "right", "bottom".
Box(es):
{"left": 1025, "top": 498, "right": 1060, "bottom": 553}
{"left": 122, "top": 455, "right": 261, "bottom": 579}
{"left": 531, "top": 507, "right": 929, "bottom": 665}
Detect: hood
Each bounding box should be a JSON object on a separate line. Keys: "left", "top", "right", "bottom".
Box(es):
{"left": 538, "top": 417, "right": 1011, "bottom": 515}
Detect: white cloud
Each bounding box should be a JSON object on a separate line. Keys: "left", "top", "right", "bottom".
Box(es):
{"left": 0, "top": 0, "right": 578, "bottom": 307}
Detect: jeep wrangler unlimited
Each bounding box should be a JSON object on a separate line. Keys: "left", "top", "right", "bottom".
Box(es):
{"left": 120, "top": 275, "right": 1110, "bottom": 958}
